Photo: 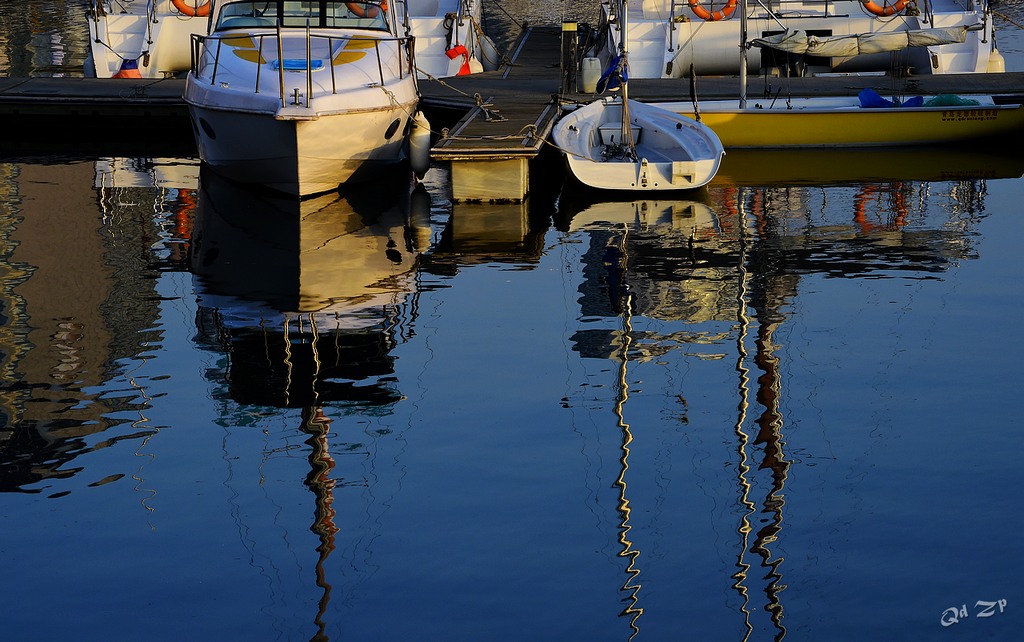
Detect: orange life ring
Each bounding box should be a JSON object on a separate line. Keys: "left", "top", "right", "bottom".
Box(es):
{"left": 171, "top": 0, "right": 211, "bottom": 17}
{"left": 688, "top": 0, "right": 737, "bottom": 21}
{"left": 861, "top": 0, "right": 911, "bottom": 16}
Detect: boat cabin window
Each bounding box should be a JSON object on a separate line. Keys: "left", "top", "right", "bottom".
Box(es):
{"left": 215, "top": 1, "right": 388, "bottom": 32}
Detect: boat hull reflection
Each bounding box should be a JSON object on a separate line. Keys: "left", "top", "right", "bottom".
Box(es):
{"left": 190, "top": 170, "right": 429, "bottom": 407}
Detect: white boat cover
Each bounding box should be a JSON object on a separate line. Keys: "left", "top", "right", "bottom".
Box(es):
{"left": 749, "top": 27, "right": 967, "bottom": 57}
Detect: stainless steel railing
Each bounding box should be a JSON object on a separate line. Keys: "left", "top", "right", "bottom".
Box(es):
{"left": 189, "top": 28, "right": 414, "bottom": 109}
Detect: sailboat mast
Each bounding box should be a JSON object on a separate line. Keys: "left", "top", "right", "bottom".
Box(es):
{"left": 739, "top": 0, "right": 748, "bottom": 108}
{"left": 619, "top": 0, "right": 636, "bottom": 153}
{"left": 620, "top": 0, "right": 629, "bottom": 104}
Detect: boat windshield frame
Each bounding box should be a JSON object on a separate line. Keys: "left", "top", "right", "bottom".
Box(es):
{"left": 214, "top": 0, "right": 391, "bottom": 32}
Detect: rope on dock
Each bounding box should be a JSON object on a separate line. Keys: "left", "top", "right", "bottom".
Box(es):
{"left": 415, "top": 66, "right": 475, "bottom": 98}
{"left": 473, "top": 93, "right": 506, "bottom": 121}
{"left": 438, "top": 122, "right": 539, "bottom": 142}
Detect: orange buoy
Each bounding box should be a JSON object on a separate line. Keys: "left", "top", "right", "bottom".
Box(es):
{"left": 861, "top": 0, "right": 911, "bottom": 16}
{"left": 171, "top": 0, "right": 211, "bottom": 17}
{"left": 688, "top": 0, "right": 737, "bottom": 21}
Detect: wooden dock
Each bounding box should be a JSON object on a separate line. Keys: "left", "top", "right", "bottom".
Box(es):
{"left": 2, "top": 26, "right": 1023, "bottom": 196}
{"left": 419, "top": 25, "right": 563, "bottom": 202}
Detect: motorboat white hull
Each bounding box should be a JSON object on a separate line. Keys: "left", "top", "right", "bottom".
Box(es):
{"left": 553, "top": 97, "right": 725, "bottom": 192}
{"left": 188, "top": 103, "right": 415, "bottom": 195}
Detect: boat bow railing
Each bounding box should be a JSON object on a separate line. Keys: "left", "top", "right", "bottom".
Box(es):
{"left": 189, "top": 29, "right": 415, "bottom": 109}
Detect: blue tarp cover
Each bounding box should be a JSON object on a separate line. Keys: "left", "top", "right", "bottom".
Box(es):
{"left": 858, "top": 88, "right": 924, "bottom": 108}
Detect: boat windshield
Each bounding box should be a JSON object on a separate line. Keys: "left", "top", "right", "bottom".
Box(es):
{"left": 215, "top": 0, "right": 389, "bottom": 31}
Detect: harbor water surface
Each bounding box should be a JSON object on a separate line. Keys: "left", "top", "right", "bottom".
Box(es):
{"left": 2, "top": 1, "right": 1024, "bottom": 640}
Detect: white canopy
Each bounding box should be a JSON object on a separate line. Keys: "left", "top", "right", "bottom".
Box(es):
{"left": 750, "top": 27, "right": 968, "bottom": 57}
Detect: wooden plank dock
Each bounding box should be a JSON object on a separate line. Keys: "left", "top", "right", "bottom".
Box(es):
{"left": 1, "top": 26, "right": 1023, "bottom": 194}
{"left": 419, "top": 25, "right": 563, "bottom": 202}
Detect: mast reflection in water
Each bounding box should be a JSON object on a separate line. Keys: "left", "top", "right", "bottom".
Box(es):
{"left": 556, "top": 165, "right": 997, "bottom": 638}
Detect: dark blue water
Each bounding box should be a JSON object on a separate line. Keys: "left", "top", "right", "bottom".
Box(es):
{"left": 2, "top": 2, "right": 1024, "bottom": 640}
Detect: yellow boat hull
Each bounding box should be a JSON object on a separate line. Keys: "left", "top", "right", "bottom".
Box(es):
{"left": 672, "top": 101, "right": 1024, "bottom": 148}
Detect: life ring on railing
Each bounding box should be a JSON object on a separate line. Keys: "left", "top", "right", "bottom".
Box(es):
{"left": 171, "top": 0, "right": 211, "bottom": 17}
{"left": 861, "top": 0, "right": 911, "bottom": 16}
{"left": 688, "top": 0, "right": 737, "bottom": 21}
{"left": 346, "top": 0, "right": 387, "bottom": 18}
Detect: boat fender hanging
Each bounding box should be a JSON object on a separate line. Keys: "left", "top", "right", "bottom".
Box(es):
{"left": 112, "top": 58, "right": 142, "bottom": 79}
{"left": 171, "top": 0, "right": 211, "bottom": 17}
{"left": 410, "top": 112, "right": 432, "bottom": 180}
{"left": 861, "top": 0, "right": 911, "bottom": 16}
{"left": 688, "top": 0, "right": 737, "bottom": 21}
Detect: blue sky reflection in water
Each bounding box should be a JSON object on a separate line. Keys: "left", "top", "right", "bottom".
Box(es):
{"left": 2, "top": 1, "right": 1024, "bottom": 640}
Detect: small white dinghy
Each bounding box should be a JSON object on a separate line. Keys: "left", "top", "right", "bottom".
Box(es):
{"left": 553, "top": 96, "right": 724, "bottom": 192}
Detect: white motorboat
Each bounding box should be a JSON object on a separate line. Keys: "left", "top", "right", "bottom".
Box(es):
{"left": 183, "top": 0, "right": 423, "bottom": 196}
{"left": 86, "top": 0, "right": 496, "bottom": 79}
{"left": 588, "top": 0, "right": 1004, "bottom": 79}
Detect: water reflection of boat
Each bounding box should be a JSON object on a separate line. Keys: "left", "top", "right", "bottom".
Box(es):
{"left": 558, "top": 193, "right": 741, "bottom": 325}
{"left": 711, "top": 144, "right": 1024, "bottom": 186}
{"left": 0, "top": 159, "right": 199, "bottom": 493}
{"left": 94, "top": 157, "right": 200, "bottom": 190}
{"left": 562, "top": 195, "right": 717, "bottom": 233}
{"left": 190, "top": 170, "right": 429, "bottom": 407}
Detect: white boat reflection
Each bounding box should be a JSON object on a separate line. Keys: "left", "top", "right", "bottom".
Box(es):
{"left": 190, "top": 171, "right": 431, "bottom": 407}
{"left": 192, "top": 171, "right": 427, "bottom": 325}
{"left": 562, "top": 195, "right": 717, "bottom": 234}
{"left": 94, "top": 157, "right": 201, "bottom": 190}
